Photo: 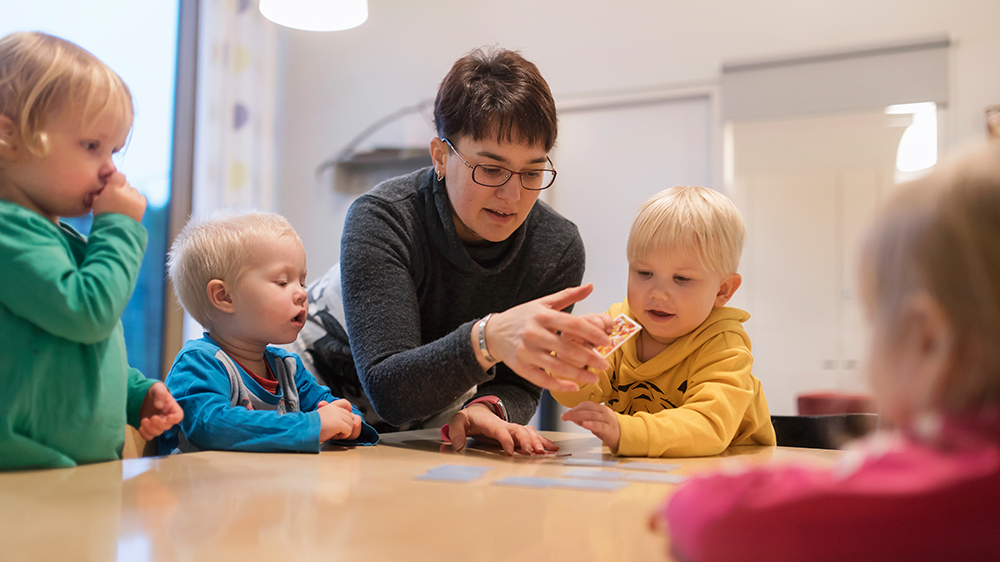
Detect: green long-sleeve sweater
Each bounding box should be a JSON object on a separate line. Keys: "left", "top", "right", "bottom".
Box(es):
{"left": 0, "top": 200, "right": 153, "bottom": 470}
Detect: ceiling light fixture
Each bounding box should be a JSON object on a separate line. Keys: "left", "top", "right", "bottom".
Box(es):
{"left": 259, "top": 0, "right": 368, "bottom": 32}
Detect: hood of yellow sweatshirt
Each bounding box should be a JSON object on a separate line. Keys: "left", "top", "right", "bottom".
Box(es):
{"left": 614, "top": 300, "right": 751, "bottom": 381}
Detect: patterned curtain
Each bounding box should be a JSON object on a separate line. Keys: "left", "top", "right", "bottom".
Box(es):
{"left": 185, "top": 0, "right": 276, "bottom": 340}
{"left": 192, "top": 0, "right": 276, "bottom": 214}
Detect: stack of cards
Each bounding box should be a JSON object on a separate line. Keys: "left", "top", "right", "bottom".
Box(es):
{"left": 593, "top": 314, "right": 642, "bottom": 357}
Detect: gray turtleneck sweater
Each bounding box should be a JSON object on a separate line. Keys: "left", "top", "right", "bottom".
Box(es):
{"left": 340, "top": 167, "right": 585, "bottom": 428}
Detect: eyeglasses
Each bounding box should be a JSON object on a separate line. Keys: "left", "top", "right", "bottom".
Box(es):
{"left": 442, "top": 138, "right": 557, "bottom": 191}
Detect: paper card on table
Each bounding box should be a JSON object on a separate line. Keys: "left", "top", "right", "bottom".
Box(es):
{"left": 416, "top": 469, "right": 488, "bottom": 483}
{"left": 564, "top": 468, "right": 688, "bottom": 485}
{"left": 593, "top": 314, "right": 642, "bottom": 358}
{"left": 416, "top": 473, "right": 482, "bottom": 483}
{"left": 493, "top": 476, "right": 559, "bottom": 489}
{"left": 553, "top": 479, "right": 628, "bottom": 492}
{"left": 624, "top": 472, "right": 688, "bottom": 485}
{"left": 563, "top": 468, "right": 626, "bottom": 480}
{"left": 493, "top": 476, "right": 627, "bottom": 492}
{"left": 465, "top": 445, "right": 569, "bottom": 460}
{"left": 619, "top": 462, "right": 682, "bottom": 473}
{"left": 426, "top": 464, "right": 492, "bottom": 475}
{"left": 563, "top": 458, "right": 620, "bottom": 468}
{"left": 416, "top": 464, "right": 492, "bottom": 483}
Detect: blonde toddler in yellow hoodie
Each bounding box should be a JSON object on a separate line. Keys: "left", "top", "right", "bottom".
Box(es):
{"left": 553, "top": 186, "right": 775, "bottom": 457}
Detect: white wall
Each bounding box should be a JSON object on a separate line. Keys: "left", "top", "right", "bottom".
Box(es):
{"left": 274, "top": 0, "right": 1000, "bottom": 279}
{"left": 271, "top": 0, "right": 999, "bottom": 419}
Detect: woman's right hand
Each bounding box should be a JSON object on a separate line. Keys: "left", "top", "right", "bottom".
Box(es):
{"left": 476, "top": 284, "right": 613, "bottom": 393}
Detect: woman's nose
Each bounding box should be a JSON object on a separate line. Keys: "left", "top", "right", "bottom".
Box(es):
{"left": 495, "top": 177, "right": 521, "bottom": 203}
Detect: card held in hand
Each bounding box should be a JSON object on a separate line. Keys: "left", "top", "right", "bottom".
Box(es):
{"left": 594, "top": 314, "right": 642, "bottom": 358}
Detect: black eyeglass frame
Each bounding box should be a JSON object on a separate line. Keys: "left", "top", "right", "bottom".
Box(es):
{"left": 441, "top": 137, "right": 557, "bottom": 191}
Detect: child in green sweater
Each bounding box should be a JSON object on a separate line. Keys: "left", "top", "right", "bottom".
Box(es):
{"left": 0, "top": 31, "right": 182, "bottom": 470}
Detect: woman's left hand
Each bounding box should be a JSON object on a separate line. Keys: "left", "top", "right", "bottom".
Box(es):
{"left": 443, "top": 404, "right": 558, "bottom": 455}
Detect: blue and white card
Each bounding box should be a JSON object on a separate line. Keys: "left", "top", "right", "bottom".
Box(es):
{"left": 563, "top": 468, "right": 688, "bottom": 485}
{"left": 493, "top": 476, "right": 626, "bottom": 492}
{"left": 625, "top": 472, "right": 688, "bottom": 484}
{"left": 563, "top": 468, "right": 627, "bottom": 480}
{"left": 492, "top": 476, "right": 557, "bottom": 489}
{"left": 416, "top": 464, "right": 492, "bottom": 483}
{"left": 563, "top": 458, "right": 620, "bottom": 468}
{"left": 620, "top": 462, "right": 682, "bottom": 472}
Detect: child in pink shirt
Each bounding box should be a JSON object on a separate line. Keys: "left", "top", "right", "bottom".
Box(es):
{"left": 658, "top": 141, "right": 1000, "bottom": 562}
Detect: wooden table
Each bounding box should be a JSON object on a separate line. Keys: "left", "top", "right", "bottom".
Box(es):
{"left": 0, "top": 429, "right": 842, "bottom": 561}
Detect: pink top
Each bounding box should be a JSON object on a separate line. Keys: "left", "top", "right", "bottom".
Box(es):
{"left": 664, "top": 411, "right": 1000, "bottom": 562}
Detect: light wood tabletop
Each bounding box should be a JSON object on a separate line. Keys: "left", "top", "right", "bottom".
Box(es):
{"left": 0, "top": 429, "right": 843, "bottom": 562}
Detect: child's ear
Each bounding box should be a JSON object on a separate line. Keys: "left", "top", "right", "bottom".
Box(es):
{"left": 207, "top": 279, "right": 236, "bottom": 313}
{"left": 903, "top": 293, "right": 954, "bottom": 395}
{"left": 714, "top": 273, "right": 742, "bottom": 306}
{"left": 0, "top": 115, "right": 20, "bottom": 159}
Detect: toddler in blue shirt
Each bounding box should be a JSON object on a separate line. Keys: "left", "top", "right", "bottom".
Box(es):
{"left": 159, "top": 210, "right": 378, "bottom": 454}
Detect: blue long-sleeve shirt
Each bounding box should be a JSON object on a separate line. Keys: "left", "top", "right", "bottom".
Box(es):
{"left": 159, "top": 335, "right": 378, "bottom": 454}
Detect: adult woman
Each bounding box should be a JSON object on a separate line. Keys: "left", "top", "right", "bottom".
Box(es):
{"left": 295, "top": 47, "right": 611, "bottom": 454}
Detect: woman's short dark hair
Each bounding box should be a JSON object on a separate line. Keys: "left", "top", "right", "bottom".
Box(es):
{"left": 434, "top": 46, "right": 557, "bottom": 152}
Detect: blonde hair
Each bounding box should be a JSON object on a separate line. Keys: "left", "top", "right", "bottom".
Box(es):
{"left": 861, "top": 141, "right": 1000, "bottom": 417}
{"left": 0, "top": 31, "right": 133, "bottom": 157}
{"left": 627, "top": 185, "right": 746, "bottom": 275}
{"left": 169, "top": 210, "right": 302, "bottom": 328}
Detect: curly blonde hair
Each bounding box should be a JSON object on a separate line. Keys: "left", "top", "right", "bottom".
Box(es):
{"left": 0, "top": 31, "right": 132, "bottom": 157}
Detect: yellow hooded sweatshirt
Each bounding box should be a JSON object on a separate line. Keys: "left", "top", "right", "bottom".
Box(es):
{"left": 553, "top": 301, "right": 775, "bottom": 457}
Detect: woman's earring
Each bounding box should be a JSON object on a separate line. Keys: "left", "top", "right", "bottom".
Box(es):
{"left": 437, "top": 170, "right": 444, "bottom": 181}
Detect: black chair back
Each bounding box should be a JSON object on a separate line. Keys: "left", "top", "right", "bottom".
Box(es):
{"left": 771, "top": 413, "right": 880, "bottom": 449}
